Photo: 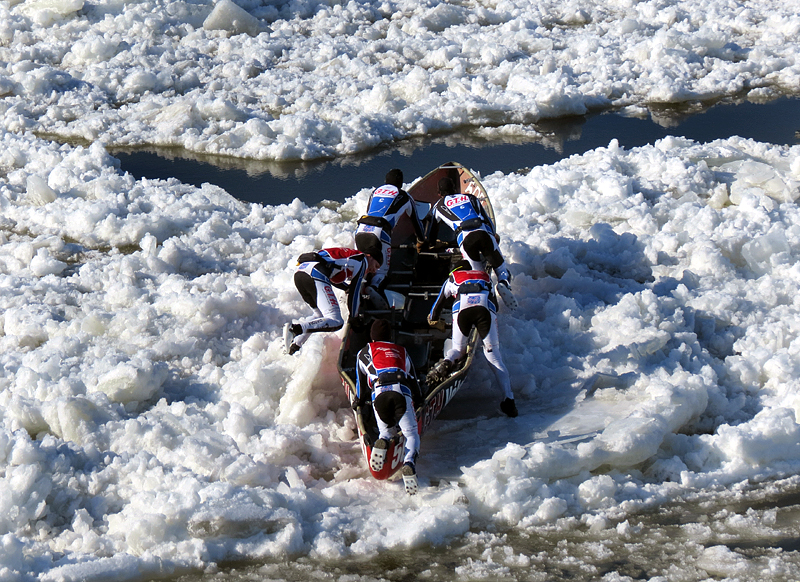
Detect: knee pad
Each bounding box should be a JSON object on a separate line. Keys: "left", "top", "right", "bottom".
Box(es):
{"left": 294, "top": 271, "right": 318, "bottom": 308}
{"left": 355, "top": 232, "right": 383, "bottom": 266}
{"left": 374, "top": 391, "right": 406, "bottom": 426}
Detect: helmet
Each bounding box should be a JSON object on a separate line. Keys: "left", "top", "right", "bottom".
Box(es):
{"left": 385, "top": 169, "right": 404, "bottom": 188}
{"left": 370, "top": 318, "right": 392, "bottom": 342}
{"left": 437, "top": 177, "right": 455, "bottom": 196}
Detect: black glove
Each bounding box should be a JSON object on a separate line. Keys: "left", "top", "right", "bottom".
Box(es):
{"left": 349, "top": 315, "right": 368, "bottom": 331}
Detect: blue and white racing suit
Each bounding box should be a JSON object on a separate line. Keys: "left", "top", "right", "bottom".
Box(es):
{"left": 429, "top": 268, "right": 513, "bottom": 400}
{"left": 430, "top": 193, "right": 510, "bottom": 284}
{"left": 355, "top": 183, "right": 425, "bottom": 289}
{"left": 291, "top": 248, "right": 370, "bottom": 349}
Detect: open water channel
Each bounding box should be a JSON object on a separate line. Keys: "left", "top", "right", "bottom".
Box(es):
{"left": 114, "top": 95, "right": 800, "bottom": 207}
{"left": 128, "top": 95, "right": 800, "bottom": 582}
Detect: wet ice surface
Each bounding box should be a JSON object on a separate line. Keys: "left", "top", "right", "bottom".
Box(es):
{"left": 5, "top": 0, "right": 800, "bottom": 163}
{"left": 5, "top": 130, "right": 800, "bottom": 581}
{"left": 173, "top": 477, "right": 800, "bottom": 581}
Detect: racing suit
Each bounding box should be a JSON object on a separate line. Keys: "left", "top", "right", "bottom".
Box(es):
{"left": 355, "top": 340, "right": 422, "bottom": 465}
{"left": 428, "top": 268, "right": 513, "bottom": 401}
{"left": 429, "top": 193, "right": 511, "bottom": 284}
{"left": 355, "top": 183, "right": 425, "bottom": 289}
{"left": 290, "top": 248, "right": 370, "bottom": 351}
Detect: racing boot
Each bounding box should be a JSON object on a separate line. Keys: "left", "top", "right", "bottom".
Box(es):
{"left": 496, "top": 279, "right": 518, "bottom": 310}
{"left": 402, "top": 462, "right": 418, "bottom": 495}
{"left": 283, "top": 323, "right": 302, "bottom": 355}
{"left": 500, "top": 397, "right": 518, "bottom": 418}
{"left": 426, "top": 358, "right": 452, "bottom": 386}
{"left": 370, "top": 438, "right": 389, "bottom": 472}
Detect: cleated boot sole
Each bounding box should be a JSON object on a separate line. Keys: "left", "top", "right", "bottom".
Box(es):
{"left": 370, "top": 441, "right": 388, "bottom": 472}
{"left": 283, "top": 323, "right": 294, "bottom": 354}
{"left": 497, "top": 283, "right": 518, "bottom": 310}
{"left": 402, "top": 464, "right": 418, "bottom": 495}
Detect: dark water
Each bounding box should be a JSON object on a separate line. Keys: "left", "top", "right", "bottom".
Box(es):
{"left": 113, "top": 95, "right": 800, "bottom": 207}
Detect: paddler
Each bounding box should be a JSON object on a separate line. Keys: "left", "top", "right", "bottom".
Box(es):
{"left": 353, "top": 318, "right": 423, "bottom": 495}
{"left": 355, "top": 169, "right": 426, "bottom": 306}
{"left": 283, "top": 247, "right": 379, "bottom": 355}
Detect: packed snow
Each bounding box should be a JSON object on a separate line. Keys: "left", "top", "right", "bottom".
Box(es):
{"left": 3, "top": 0, "right": 800, "bottom": 579}
{"left": 4, "top": 127, "right": 800, "bottom": 579}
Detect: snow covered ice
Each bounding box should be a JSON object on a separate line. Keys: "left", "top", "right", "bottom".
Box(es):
{"left": 3, "top": 0, "right": 800, "bottom": 160}
{"left": 3, "top": 0, "right": 800, "bottom": 579}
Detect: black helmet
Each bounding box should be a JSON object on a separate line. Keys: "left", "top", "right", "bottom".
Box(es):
{"left": 385, "top": 169, "right": 403, "bottom": 188}
{"left": 370, "top": 318, "right": 392, "bottom": 342}
{"left": 437, "top": 177, "right": 455, "bottom": 196}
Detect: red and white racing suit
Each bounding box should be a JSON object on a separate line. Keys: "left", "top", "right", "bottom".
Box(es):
{"left": 291, "top": 248, "right": 369, "bottom": 349}
{"left": 356, "top": 341, "right": 421, "bottom": 465}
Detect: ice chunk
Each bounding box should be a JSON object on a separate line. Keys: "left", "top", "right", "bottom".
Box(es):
{"left": 26, "top": 175, "right": 57, "bottom": 206}
{"left": 729, "top": 160, "right": 798, "bottom": 203}
{"left": 30, "top": 248, "right": 67, "bottom": 277}
{"left": 203, "top": 0, "right": 266, "bottom": 36}
{"left": 741, "top": 229, "right": 790, "bottom": 276}
{"left": 696, "top": 546, "right": 752, "bottom": 578}
{"left": 16, "top": 0, "right": 83, "bottom": 25}
{"left": 94, "top": 361, "right": 166, "bottom": 404}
